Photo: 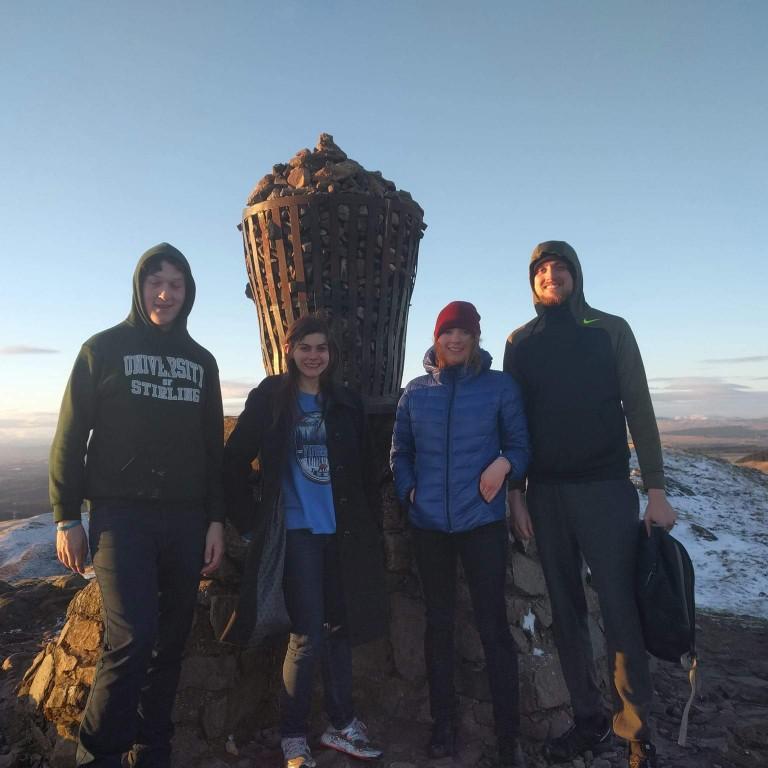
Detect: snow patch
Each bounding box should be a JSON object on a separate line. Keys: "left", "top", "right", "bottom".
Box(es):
{"left": 631, "top": 449, "right": 768, "bottom": 619}
{"left": 521, "top": 609, "right": 536, "bottom": 635}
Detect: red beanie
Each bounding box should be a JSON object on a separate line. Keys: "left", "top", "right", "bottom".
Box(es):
{"left": 434, "top": 301, "right": 481, "bottom": 339}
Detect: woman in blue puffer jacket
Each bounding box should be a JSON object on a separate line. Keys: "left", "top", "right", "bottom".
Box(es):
{"left": 391, "top": 301, "right": 530, "bottom": 768}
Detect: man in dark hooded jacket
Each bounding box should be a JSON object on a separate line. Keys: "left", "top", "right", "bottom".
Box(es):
{"left": 504, "top": 241, "right": 676, "bottom": 768}
{"left": 50, "top": 243, "right": 225, "bottom": 768}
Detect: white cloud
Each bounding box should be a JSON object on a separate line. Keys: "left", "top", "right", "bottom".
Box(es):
{"left": 220, "top": 379, "right": 256, "bottom": 400}
{"left": 649, "top": 377, "right": 768, "bottom": 418}
{"left": 700, "top": 354, "right": 768, "bottom": 364}
{"left": 0, "top": 411, "right": 58, "bottom": 445}
{"left": 1, "top": 345, "right": 59, "bottom": 355}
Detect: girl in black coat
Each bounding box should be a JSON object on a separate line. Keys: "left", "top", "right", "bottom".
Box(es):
{"left": 223, "top": 315, "right": 386, "bottom": 768}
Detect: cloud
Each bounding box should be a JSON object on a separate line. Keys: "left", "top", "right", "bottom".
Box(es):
{"left": 650, "top": 377, "right": 751, "bottom": 394}
{"left": 701, "top": 355, "right": 768, "bottom": 364}
{"left": 0, "top": 345, "right": 59, "bottom": 355}
{"left": 0, "top": 412, "right": 58, "bottom": 446}
{"left": 220, "top": 379, "right": 256, "bottom": 400}
{"left": 649, "top": 377, "right": 768, "bottom": 417}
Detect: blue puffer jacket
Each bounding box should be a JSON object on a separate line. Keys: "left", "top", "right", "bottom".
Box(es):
{"left": 391, "top": 348, "right": 530, "bottom": 532}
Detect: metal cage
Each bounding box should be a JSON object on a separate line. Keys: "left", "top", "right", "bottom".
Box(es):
{"left": 240, "top": 192, "right": 425, "bottom": 412}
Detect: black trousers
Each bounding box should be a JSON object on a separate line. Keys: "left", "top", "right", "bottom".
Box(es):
{"left": 527, "top": 479, "right": 652, "bottom": 741}
{"left": 77, "top": 501, "right": 205, "bottom": 768}
{"left": 412, "top": 520, "right": 520, "bottom": 744}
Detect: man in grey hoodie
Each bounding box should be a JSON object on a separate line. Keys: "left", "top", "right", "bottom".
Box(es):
{"left": 504, "top": 241, "right": 676, "bottom": 768}
{"left": 51, "top": 243, "right": 225, "bottom": 768}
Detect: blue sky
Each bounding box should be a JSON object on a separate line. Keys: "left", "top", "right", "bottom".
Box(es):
{"left": 2, "top": 1, "right": 767, "bottom": 445}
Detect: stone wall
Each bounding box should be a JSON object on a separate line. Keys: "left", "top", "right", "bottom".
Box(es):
{"left": 14, "top": 420, "right": 610, "bottom": 766}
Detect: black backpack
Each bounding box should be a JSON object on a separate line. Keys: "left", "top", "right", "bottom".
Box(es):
{"left": 635, "top": 523, "right": 698, "bottom": 745}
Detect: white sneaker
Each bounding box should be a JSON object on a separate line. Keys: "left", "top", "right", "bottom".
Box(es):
{"left": 320, "top": 717, "right": 383, "bottom": 760}
{"left": 281, "top": 736, "right": 317, "bottom": 768}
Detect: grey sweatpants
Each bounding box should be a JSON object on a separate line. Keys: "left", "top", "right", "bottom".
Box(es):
{"left": 527, "top": 478, "right": 652, "bottom": 742}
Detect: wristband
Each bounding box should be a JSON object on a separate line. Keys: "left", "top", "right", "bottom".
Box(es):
{"left": 57, "top": 520, "right": 82, "bottom": 532}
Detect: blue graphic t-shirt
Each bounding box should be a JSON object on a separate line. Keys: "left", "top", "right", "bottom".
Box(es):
{"left": 282, "top": 391, "right": 336, "bottom": 533}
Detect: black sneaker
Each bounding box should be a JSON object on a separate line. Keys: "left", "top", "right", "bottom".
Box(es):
{"left": 544, "top": 717, "right": 612, "bottom": 763}
{"left": 498, "top": 738, "right": 527, "bottom": 768}
{"left": 428, "top": 719, "right": 457, "bottom": 759}
{"left": 628, "top": 740, "right": 657, "bottom": 768}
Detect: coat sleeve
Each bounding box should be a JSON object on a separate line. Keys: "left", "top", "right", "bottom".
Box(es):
{"left": 49, "top": 344, "right": 98, "bottom": 522}
{"left": 202, "top": 359, "right": 225, "bottom": 524}
{"left": 615, "top": 320, "right": 666, "bottom": 490}
{"left": 358, "top": 399, "right": 383, "bottom": 526}
{"left": 223, "top": 381, "right": 270, "bottom": 532}
{"left": 503, "top": 333, "right": 529, "bottom": 491}
{"left": 498, "top": 374, "right": 530, "bottom": 481}
{"left": 390, "top": 386, "right": 417, "bottom": 503}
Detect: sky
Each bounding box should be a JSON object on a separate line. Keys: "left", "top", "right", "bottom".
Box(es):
{"left": 1, "top": 0, "right": 767, "bottom": 446}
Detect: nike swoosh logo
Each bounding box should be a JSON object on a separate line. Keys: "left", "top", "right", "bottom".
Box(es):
{"left": 582, "top": 318, "right": 600, "bottom": 325}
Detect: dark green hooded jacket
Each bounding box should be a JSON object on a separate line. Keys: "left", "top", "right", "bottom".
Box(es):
{"left": 503, "top": 241, "right": 665, "bottom": 490}
{"left": 49, "top": 243, "right": 224, "bottom": 522}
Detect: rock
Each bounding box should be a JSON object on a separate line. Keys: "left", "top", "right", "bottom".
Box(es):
{"left": 29, "top": 721, "right": 51, "bottom": 753}
{"left": 456, "top": 615, "right": 484, "bottom": 663}
{"left": 58, "top": 617, "right": 102, "bottom": 653}
{"left": 2, "top": 652, "right": 34, "bottom": 673}
{"left": 510, "top": 552, "right": 547, "bottom": 596}
{"left": 389, "top": 593, "right": 425, "bottom": 681}
{"left": 179, "top": 655, "right": 236, "bottom": 692}
{"left": 532, "top": 656, "right": 570, "bottom": 710}
{"left": 50, "top": 736, "right": 76, "bottom": 768}
{"left": 383, "top": 531, "right": 411, "bottom": 572}
{"left": 456, "top": 660, "right": 490, "bottom": 701}
{"left": 202, "top": 695, "right": 228, "bottom": 740}
{"left": 729, "top": 674, "right": 768, "bottom": 704}
{"left": 288, "top": 149, "right": 311, "bottom": 168}
{"left": 27, "top": 653, "right": 54, "bottom": 706}
{"left": 690, "top": 523, "right": 718, "bottom": 541}
{"left": 287, "top": 166, "right": 311, "bottom": 188}
{"left": 332, "top": 160, "right": 363, "bottom": 180}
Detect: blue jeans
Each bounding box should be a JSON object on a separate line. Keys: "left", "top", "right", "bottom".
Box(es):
{"left": 76, "top": 501, "right": 205, "bottom": 768}
{"left": 280, "top": 529, "right": 354, "bottom": 737}
{"left": 412, "top": 520, "right": 521, "bottom": 743}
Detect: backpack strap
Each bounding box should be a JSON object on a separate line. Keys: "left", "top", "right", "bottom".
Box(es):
{"left": 677, "top": 652, "right": 698, "bottom": 746}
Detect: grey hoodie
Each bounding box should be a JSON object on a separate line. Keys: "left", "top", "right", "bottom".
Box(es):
{"left": 49, "top": 243, "right": 224, "bottom": 522}
{"left": 504, "top": 241, "right": 665, "bottom": 490}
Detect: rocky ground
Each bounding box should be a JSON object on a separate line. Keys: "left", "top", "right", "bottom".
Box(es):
{"left": 1, "top": 578, "right": 765, "bottom": 768}
{"left": 205, "top": 614, "right": 768, "bottom": 768}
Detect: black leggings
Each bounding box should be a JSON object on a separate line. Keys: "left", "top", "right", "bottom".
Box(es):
{"left": 412, "top": 520, "right": 520, "bottom": 742}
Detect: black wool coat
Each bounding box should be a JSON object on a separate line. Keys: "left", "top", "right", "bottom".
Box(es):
{"left": 222, "top": 375, "right": 388, "bottom": 647}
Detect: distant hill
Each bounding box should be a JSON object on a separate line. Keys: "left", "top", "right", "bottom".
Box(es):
{"left": 663, "top": 426, "right": 768, "bottom": 439}
{"left": 737, "top": 450, "right": 768, "bottom": 474}
{"left": 0, "top": 458, "right": 49, "bottom": 523}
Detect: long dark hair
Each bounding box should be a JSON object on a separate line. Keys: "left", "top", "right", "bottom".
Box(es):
{"left": 271, "top": 314, "right": 340, "bottom": 430}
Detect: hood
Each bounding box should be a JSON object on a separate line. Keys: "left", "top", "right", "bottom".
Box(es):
{"left": 127, "top": 242, "right": 196, "bottom": 333}
{"left": 529, "top": 240, "right": 590, "bottom": 320}
{"left": 422, "top": 346, "right": 493, "bottom": 377}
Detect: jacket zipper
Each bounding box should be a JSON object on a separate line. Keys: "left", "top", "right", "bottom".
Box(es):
{"left": 445, "top": 372, "right": 456, "bottom": 532}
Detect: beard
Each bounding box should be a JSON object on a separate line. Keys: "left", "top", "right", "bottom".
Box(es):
{"left": 537, "top": 290, "right": 571, "bottom": 306}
